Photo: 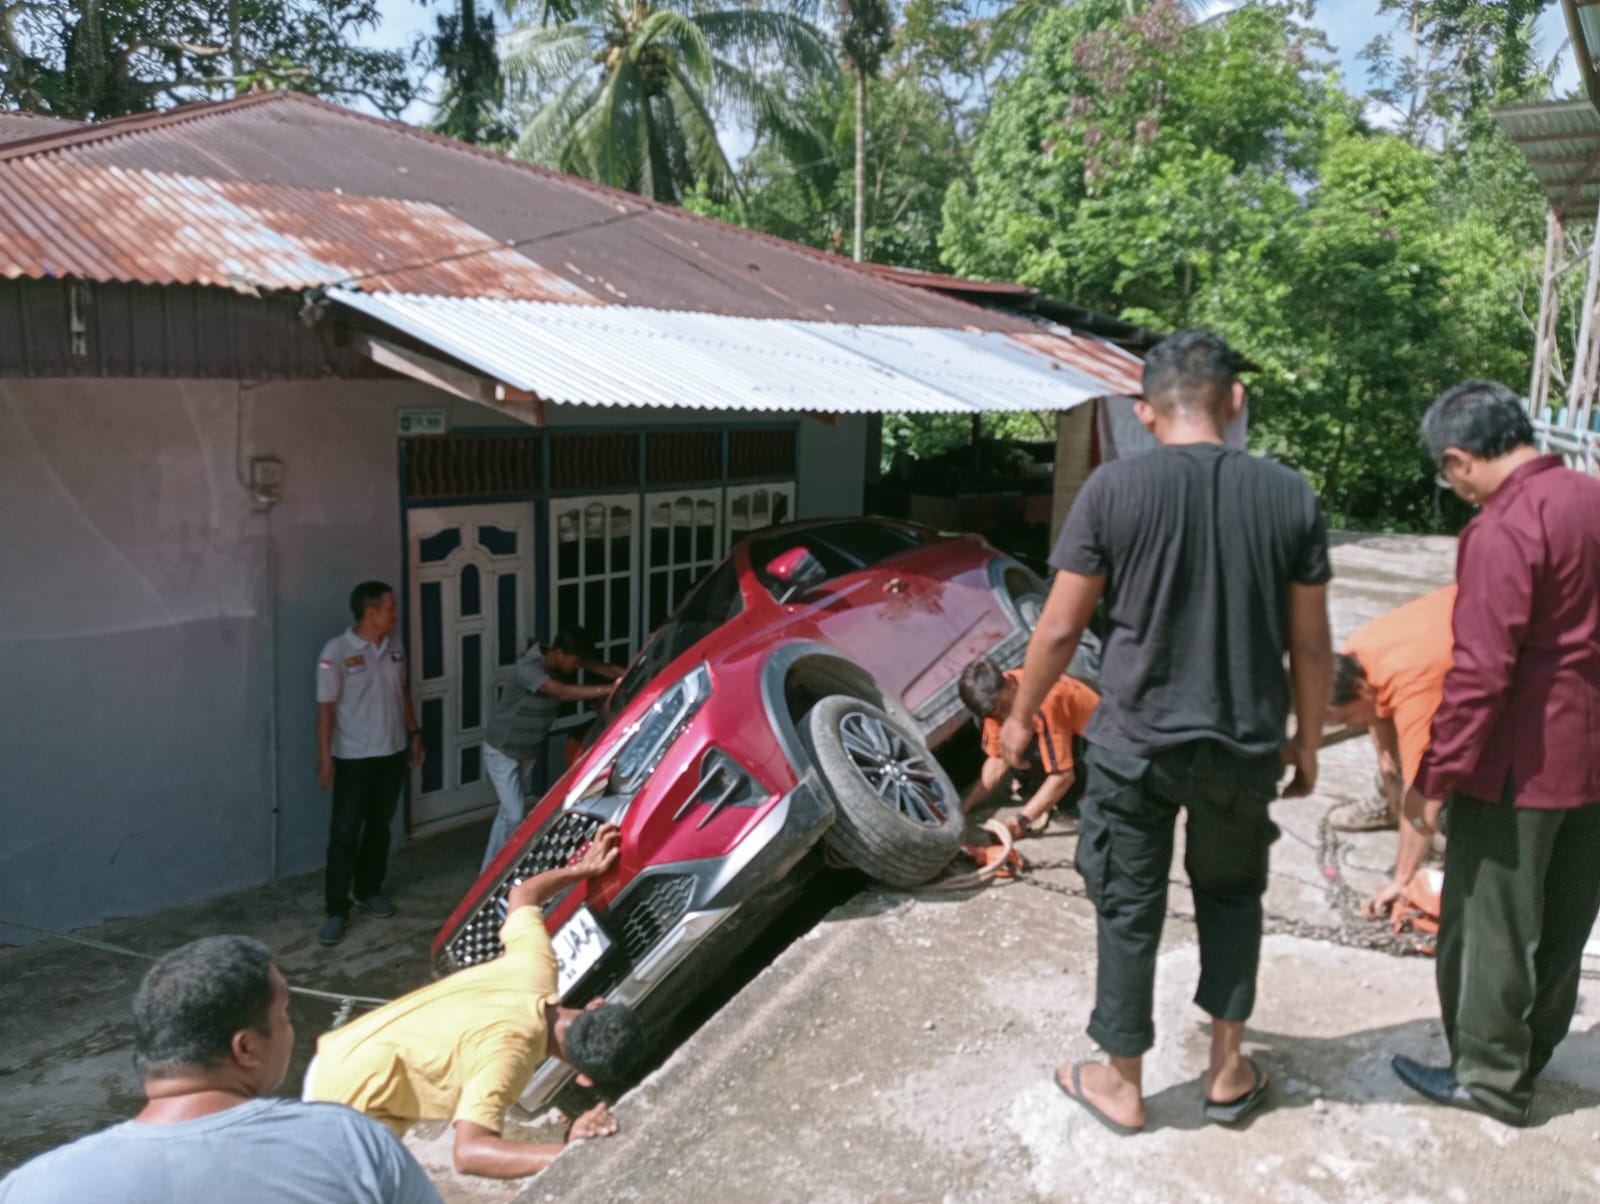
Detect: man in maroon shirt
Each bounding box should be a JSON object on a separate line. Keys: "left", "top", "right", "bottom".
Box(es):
{"left": 1391, "top": 380, "right": 1600, "bottom": 1126}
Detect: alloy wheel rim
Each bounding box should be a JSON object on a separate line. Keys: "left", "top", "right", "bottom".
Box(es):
{"left": 837, "top": 711, "right": 947, "bottom": 826}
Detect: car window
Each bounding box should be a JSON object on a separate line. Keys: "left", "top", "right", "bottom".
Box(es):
{"left": 810, "top": 521, "right": 925, "bottom": 568}
{"left": 606, "top": 560, "right": 744, "bottom": 719}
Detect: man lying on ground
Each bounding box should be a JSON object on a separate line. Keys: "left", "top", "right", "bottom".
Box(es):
{"left": 958, "top": 656, "right": 1099, "bottom": 840}
{"left": 305, "top": 823, "right": 649, "bottom": 1179}
{"left": 1323, "top": 585, "right": 1456, "bottom": 917}
{"left": 0, "top": 936, "right": 441, "bottom": 1204}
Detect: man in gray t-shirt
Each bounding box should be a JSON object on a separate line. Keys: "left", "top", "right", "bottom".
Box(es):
{"left": 480, "top": 626, "right": 623, "bottom": 870}
{"left": 1000, "top": 330, "right": 1333, "bottom": 1135}
{"left": 0, "top": 935, "right": 440, "bottom": 1204}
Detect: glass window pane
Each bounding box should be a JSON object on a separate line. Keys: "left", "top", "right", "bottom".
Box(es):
{"left": 477, "top": 524, "right": 518, "bottom": 557}
{"left": 460, "top": 743, "right": 481, "bottom": 785}
{"left": 420, "top": 582, "right": 444, "bottom": 680}
{"left": 585, "top": 580, "right": 605, "bottom": 630}
{"left": 610, "top": 577, "right": 630, "bottom": 641}
{"left": 421, "top": 698, "right": 444, "bottom": 793}
{"left": 695, "top": 522, "right": 715, "bottom": 561}
{"left": 558, "top": 583, "right": 579, "bottom": 628}
{"left": 772, "top": 491, "right": 791, "bottom": 525}
{"left": 497, "top": 574, "right": 518, "bottom": 666}
{"left": 649, "top": 573, "right": 668, "bottom": 632}
{"left": 672, "top": 523, "right": 691, "bottom": 561}
{"left": 461, "top": 634, "right": 482, "bottom": 729}
{"left": 610, "top": 506, "right": 632, "bottom": 572}
{"left": 557, "top": 511, "right": 580, "bottom": 579}
{"left": 418, "top": 528, "right": 462, "bottom": 564}
{"left": 459, "top": 563, "right": 481, "bottom": 617}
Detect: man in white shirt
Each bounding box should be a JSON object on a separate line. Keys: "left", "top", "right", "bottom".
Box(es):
{"left": 316, "top": 581, "right": 424, "bottom": 946}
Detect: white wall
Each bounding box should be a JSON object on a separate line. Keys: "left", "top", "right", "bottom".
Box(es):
{"left": 0, "top": 382, "right": 868, "bottom": 939}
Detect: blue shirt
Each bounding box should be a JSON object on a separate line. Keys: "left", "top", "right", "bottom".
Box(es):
{"left": 0, "top": 1097, "right": 442, "bottom": 1204}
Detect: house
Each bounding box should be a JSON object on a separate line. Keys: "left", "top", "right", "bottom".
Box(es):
{"left": 0, "top": 92, "right": 1143, "bottom": 937}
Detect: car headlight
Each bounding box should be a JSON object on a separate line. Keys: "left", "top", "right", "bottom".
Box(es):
{"left": 606, "top": 664, "right": 712, "bottom": 795}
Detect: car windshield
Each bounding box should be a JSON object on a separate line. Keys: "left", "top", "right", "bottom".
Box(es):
{"left": 605, "top": 559, "right": 745, "bottom": 721}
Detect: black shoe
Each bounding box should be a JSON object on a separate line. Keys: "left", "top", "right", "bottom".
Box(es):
{"left": 1390, "top": 1055, "right": 1526, "bottom": 1126}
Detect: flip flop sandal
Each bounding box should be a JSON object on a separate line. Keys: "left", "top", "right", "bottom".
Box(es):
{"left": 1203, "top": 1057, "right": 1270, "bottom": 1125}
{"left": 1054, "top": 1063, "right": 1143, "bottom": 1137}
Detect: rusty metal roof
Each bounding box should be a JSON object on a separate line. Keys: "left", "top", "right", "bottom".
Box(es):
{"left": 1493, "top": 100, "right": 1600, "bottom": 220}
{"left": 0, "top": 91, "right": 1036, "bottom": 330}
{"left": 0, "top": 158, "right": 597, "bottom": 298}
{"left": 0, "top": 112, "right": 82, "bottom": 148}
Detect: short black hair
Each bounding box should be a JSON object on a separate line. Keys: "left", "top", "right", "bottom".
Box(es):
{"left": 1330, "top": 653, "right": 1367, "bottom": 708}
{"left": 551, "top": 626, "right": 596, "bottom": 660}
{"left": 1141, "top": 329, "right": 1238, "bottom": 411}
{"left": 349, "top": 580, "right": 393, "bottom": 623}
{"left": 133, "top": 936, "right": 276, "bottom": 1079}
{"left": 958, "top": 658, "right": 1005, "bottom": 718}
{"left": 564, "top": 1003, "right": 649, "bottom": 1096}
{"left": 1420, "top": 379, "right": 1535, "bottom": 463}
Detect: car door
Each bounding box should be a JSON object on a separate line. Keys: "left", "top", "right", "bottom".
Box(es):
{"left": 764, "top": 522, "right": 962, "bottom": 709}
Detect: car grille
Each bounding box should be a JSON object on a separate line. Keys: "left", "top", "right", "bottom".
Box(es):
{"left": 445, "top": 811, "right": 603, "bottom": 969}
{"left": 611, "top": 874, "right": 696, "bottom": 964}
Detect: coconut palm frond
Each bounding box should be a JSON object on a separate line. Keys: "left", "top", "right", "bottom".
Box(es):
{"left": 514, "top": 68, "right": 602, "bottom": 163}
{"left": 632, "top": 9, "right": 716, "bottom": 85}
{"left": 499, "top": 23, "right": 596, "bottom": 93}
{"left": 694, "top": 8, "right": 837, "bottom": 82}
{"left": 664, "top": 59, "right": 739, "bottom": 197}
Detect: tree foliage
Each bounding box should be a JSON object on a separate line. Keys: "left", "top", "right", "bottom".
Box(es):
{"left": 431, "top": 0, "right": 513, "bottom": 145}
{"left": 0, "top": 0, "right": 417, "bottom": 118}
{"left": 937, "top": 0, "right": 1548, "bottom": 530}
{"left": 500, "top": 0, "right": 836, "bottom": 203}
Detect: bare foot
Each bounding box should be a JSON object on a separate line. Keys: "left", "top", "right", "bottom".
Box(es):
{"left": 1056, "top": 1061, "right": 1145, "bottom": 1130}
{"left": 1207, "top": 1055, "right": 1265, "bottom": 1104}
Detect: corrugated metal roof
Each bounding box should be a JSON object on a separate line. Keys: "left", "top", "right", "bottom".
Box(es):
{"left": 0, "top": 112, "right": 82, "bottom": 147}
{"left": 0, "top": 91, "right": 1035, "bottom": 329}
{"left": 0, "top": 159, "right": 598, "bottom": 298}
{"left": 1493, "top": 100, "right": 1600, "bottom": 218}
{"left": 331, "top": 291, "right": 1139, "bottom": 415}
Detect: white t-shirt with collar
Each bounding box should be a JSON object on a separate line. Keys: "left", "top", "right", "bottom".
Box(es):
{"left": 317, "top": 629, "right": 408, "bottom": 760}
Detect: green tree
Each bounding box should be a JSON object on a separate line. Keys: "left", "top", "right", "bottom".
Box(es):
{"left": 500, "top": 0, "right": 836, "bottom": 203}
{"left": 0, "top": 0, "right": 417, "bottom": 118}
{"left": 430, "top": 0, "right": 513, "bottom": 144}
{"left": 838, "top": 0, "right": 895, "bottom": 260}
{"left": 687, "top": 70, "right": 965, "bottom": 268}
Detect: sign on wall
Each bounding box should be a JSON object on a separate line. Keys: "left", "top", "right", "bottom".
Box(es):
{"left": 398, "top": 408, "right": 448, "bottom": 436}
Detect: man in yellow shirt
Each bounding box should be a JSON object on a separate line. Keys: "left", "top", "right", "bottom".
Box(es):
{"left": 305, "top": 824, "right": 648, "bottom": 1179}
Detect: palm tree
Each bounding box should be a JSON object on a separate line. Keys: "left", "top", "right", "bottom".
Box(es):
{"left": 501, "top": 0, "right": 837, "bottom": 204}
{"left": 837, "top": 0, "right": 893, "bottom": 262}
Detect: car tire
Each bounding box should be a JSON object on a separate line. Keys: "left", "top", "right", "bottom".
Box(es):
{"left": 802, "top": 695, "right": 964, "bottom": 888}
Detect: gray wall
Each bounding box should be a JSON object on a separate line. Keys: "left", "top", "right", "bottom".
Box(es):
{"left": 0, "top": 382, "right": 866, "bottom": 940}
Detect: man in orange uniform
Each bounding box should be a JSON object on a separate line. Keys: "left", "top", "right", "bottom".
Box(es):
{"left": 1325, "top": 585, "right": 1456, "bottom": 914}
{"left": 958, "top": 657, "right": 1100, "bottom": 839}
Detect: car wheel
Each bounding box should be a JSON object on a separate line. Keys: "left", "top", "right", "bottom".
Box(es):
{"left": 802, "top": 695, "right": 963, "bottom": 888}
{"left": 1013, "top": 590, "right": 1045, "bottom": 630}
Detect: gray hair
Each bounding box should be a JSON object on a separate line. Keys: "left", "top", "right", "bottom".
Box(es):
{"left": 1419, "top": 380, "right": 1534, "bottom": 463}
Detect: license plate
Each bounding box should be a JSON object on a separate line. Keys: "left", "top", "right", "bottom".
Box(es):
{"left": 553, "top": 906, "right": 610, "bottom": 997}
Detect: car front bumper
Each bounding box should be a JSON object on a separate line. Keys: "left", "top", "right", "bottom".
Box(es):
{"left": 517, "top": 771, "right": 834, "bottom": 1110}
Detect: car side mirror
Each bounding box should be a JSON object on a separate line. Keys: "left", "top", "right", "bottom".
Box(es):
{"left": 765, "top": 546, "right": 828, "bottom": 604}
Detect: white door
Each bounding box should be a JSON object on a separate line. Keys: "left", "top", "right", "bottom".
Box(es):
{"left": 725, "top": 482, "right": 795, "bottom": 553}
{"left": 408, "top": 503, "right": 535, "bottom": 834}
{"left": 548, "top": 495, "right": 641, "bottom": 727}
{"left": 642, "top": 489, "right": 722, "bottom": 638}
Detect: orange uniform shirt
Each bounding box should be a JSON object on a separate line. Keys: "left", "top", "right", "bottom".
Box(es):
{"left": 1342, "top": 585, "right": 1457, "bottom": 787}
{"left": 982, "top": 670, "right": 1101, "bottom": 774}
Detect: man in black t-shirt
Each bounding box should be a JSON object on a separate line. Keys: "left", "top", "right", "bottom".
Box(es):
{"left": 1000, "top": 330, "right": 1333, "bottom": 1134}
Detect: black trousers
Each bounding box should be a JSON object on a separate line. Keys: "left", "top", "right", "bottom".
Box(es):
{"left": 1075, "top": 741, "right": 1282, "bottom": 1058}
{"left": 1437, "top": 792, "right": 1600, "bottom": 1122}
{"left": 325, "top": 751, "right": 407, "bottom": 918}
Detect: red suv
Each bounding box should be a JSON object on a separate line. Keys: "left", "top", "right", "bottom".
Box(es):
{"left": 432, "top": 517, "right": 1046, "bottom": 1107}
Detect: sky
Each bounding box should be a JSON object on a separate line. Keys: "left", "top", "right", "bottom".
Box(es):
{"left": 363, "top": 0, "right": 1583, "bottom": 131}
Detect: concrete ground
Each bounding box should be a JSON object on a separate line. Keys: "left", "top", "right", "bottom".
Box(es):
{"left": 9, "top": 532, "right": 1600, "bottom": 1201}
